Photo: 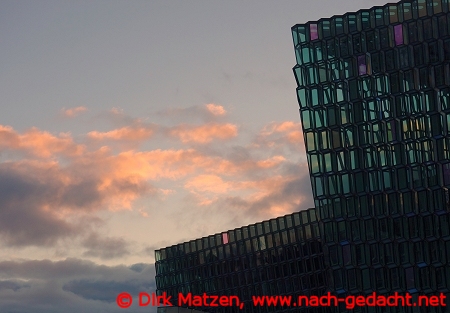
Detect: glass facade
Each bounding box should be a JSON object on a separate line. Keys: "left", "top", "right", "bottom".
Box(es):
{"left": 155, "top": 208, "right": 326, "bottom": 313}
{"left": 292, "top": 0, "right": 450, "bottom": 311}
{"left": 156, "top": 1, "right": 450, "bottom": 312}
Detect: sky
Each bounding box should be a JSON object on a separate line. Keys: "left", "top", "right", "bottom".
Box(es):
{"left": 0, "top": 1, "right": 388, "bottom": 312}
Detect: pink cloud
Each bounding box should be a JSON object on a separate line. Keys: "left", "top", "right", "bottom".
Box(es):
{"left": 205, "top": 103, "right": 226, "bottom": 116}
{"left": 185, "top": 175, "right": 231, "bottom": 194}
{"left": 61, "top": 106, "right": 88, "bottom": 117}
{"left": 0, "top": 125, "right": 85, "bottom": 158}
{"left": 254, "top": 121, "right": 305, "bottom": 147}
{"left": 87, "top": 126, "right": 154, "bottom": 141}
{"left": 169, "top": 123, "right": 238, "bottom": 143}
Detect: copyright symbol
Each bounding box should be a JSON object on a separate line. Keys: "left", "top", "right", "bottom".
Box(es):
{"left": 117, "top": 292, "right": 132, "bottom": 308}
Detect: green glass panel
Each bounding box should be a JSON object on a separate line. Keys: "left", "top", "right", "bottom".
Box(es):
{"left": 314, "top": 176, "right": 323, "bottom": 196}
{"left": 336, "top": 83, "right": 345, "bottom": 102}
{"left": 302, "top": 46, "right": 311, "bottom": 64}
{"left": 297, "top": 87, "right": 308, "bottom": 108}
{"left": 310, "top": 87, "right": 320, "bottom": 106}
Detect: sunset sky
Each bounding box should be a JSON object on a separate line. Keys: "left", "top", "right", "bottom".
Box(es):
{"left": 1, "top": 1, "right": 387, "bottom": 312}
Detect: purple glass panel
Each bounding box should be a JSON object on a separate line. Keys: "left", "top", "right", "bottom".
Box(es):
{"left": 310, "top": 24, "right": 318, "bottom": 40}
{"left": 358, "top": 55, "right": 367, "bottom": 75}
{"left": 394, "top": 24, "right": 403, "bottom": 45}
{"left": 222, "top": 232, "right": 229, "bottom": 244}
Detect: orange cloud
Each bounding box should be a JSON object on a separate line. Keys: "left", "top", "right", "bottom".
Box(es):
{"left": 169, "top": 123, "right": 238, "bottom": 143}
{"left": 87, "top": 126, "right": 154, "bottom": 141}
{"left": 102, "top": 149, "right": 237, "bottom": 183}
{"left": 255, "top": 121, "right": 305, "bottom": 147}
{"left": 266, "top": 121, "right": 304, "bottom": 144}
{"left": 206, "top": 103, "right": 226, "bottom": 116}
{"left": 286, "top": 130, "right": 303, "bottom": 143}
{"left": 261, "top": 121, "right": 300, "bottom": 135}
{"left": 61, "top": 106, "right": 88, "bottom": 117}
{"left": 183, "top": 168, "right": 313, "bottom": 220}
{"left": 0, "top": 125, "right": 85, "bottom": 158}
{"left": 185, "top": 175, "right": 231, "bottom": 194}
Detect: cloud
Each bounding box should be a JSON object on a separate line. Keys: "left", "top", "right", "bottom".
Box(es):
{"left": 264, "top": 121, "right": 304, "bottom": 144}
{"left": 168, "top": 123, "right": 238, "bottom": 144}
{"left": 157, "top": 103, "right": 228, "bottom": 123}
{"left": 0, "top": 280, "right": 30, "bottom": 291}
{"left": 63, "top": 279, "right": 151, "bottom": 302}
{"left": 0, "top": 123, "right": 237, "bottom": 247}
{"left": 205, "top": 103, "right": 226, "bottom": 116}
{"left": 0, "top": 258, "right": 157, "bottom": 313}
{"left": 0, "top": 163, "right": 77, "bottom": 246}
{"left": 82, "top": 233, "right": 130, "bottom": 260}
{"left": 87, "top": 125, "right": 155, "bottom": 141}
{"left": 185, "top": 175, "right": 231, "bottom": 194}
{"left": 61, "top": 106, "right": 88, "bottom": 118}
{"left": 256, "top": 121, "right": 305, "bottom": 147}
{"left": 0, "top": 125, "right": 85, "bottom": 158}
{"left": 0, "top": 153, "right": 154, "bottom": 247}
{"left": 177, "top": 168, "right": 314, "bottom": 234}
{"left": 244, "top": 171, "right": 314, "bottom": 217}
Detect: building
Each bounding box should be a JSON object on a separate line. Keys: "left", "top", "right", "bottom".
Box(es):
{"left": 292, "top": 0, "right": 450, "bottom": 310}
{"left": 156, "top": 0, "right": 450, "bottom": 312}
{"left": 155, "top": 208, "right": 327, "bottom": 313}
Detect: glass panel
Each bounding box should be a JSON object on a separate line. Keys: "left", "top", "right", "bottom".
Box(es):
{"left": 222, "top": 232, "right": 229, "bottom": 244}
{"left": 322, "top": 20, "right": 331, "bottom": 38}
{"left": 343, "top": 244, "right": 351, "bottom": 265}
{"left": 358, "top": 55, "right": 367, "bottom": 75}
{"left": 302, "top": 46, "right": 311, "bottom": 64}
{"left": 418, "top": 0, "right": 427, "bottom": 17}
{"left": 389, "top": 5, "right": 399, "bottom": 23}
{"left": 379, "top": 27, "right": 390, "bottom": 48}
{"left": 423, "top": 18, "right": 433, "bottom": 39}
{"left": 310, "top": 23, "right": 318, "bottom": 40}
{"left": 405, "top": 267, "right": 415, "bottom": 289}
{"left": 394, "top": 24, "right": 404, "bottom": 45}
{"left": 347, "top": 14, "right": 357, "bottom": 33}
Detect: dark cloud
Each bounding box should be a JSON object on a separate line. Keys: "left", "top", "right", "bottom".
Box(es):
{"left": 0, "top": 258, "right": 117, "bottom": 279}
{"left": 0, "top": 280, "right": 30, "bottom": 291}
{"left": 0, "top": 165, "right": 76, "bottom": 246}
{"left": 0, "top": 153, "right": 153, "bottom": 247}
{"left": 60, "top": 180, "right": 103, "bottom": 209}
{"left": 63, "top": 279, "right": 154, "bottom": 302}
{"left": 0, "top": 258, "right": 157, "bottom": 313}
{"left": 129, "top": 263, "right": 147, "bottom": 273}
